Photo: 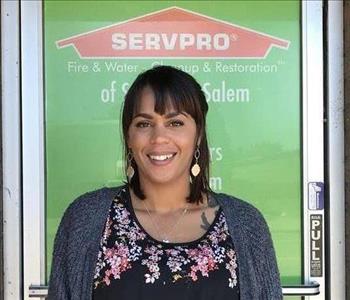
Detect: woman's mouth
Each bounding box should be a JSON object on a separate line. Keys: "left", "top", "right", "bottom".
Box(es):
{"left": 147, "top": 153, "right": 176, "bottom": 165}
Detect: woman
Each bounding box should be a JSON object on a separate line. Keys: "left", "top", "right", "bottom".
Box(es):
{"left": 48, "top": 66, "right": 282, "bottom": 300}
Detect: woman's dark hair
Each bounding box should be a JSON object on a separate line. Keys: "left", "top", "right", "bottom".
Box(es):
{"left": 121, "top": 65, "right": 211, "bottom": 204}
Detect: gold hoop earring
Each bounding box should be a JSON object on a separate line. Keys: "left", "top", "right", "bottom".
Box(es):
{"left": 126, "top": 150, "right": 135, "bottom": 181}
{"left": 191, "top": 146, "right": 201, "bottom": 177}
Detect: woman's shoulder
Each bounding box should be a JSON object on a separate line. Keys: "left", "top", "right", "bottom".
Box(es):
{"left": 211, "top": 191, "right": 271, "bottom": 237}
{"left": 59, "top": 184, "right": 125, "bottom": 228}
{"left": 212, "top": 191, "right": 263, "bottom": 217}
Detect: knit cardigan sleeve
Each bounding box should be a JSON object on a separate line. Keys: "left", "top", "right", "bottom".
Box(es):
{"left": 246, "top": 206, "right": 283, "bottom": 299}
{"left": 216, "top": 193, "right": 283, "bottom": 300}
{"left": 47, "top": 187, "right": 117, "bottom": 300}
{"left": 47, "top": 190, "right": 102, "bottom": 300}
{"left": 47, "top": 199, "right": 74, "bottom": 300}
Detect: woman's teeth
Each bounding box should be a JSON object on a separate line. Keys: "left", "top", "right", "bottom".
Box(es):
{"left": 149, "top": 154, "right": 174, "bottom": 161}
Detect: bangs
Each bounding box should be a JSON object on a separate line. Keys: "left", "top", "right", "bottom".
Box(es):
{"left": 132, "top": 80, "right": 198, "bottom": 120}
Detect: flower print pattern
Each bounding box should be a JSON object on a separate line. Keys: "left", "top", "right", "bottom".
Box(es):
{"left": 226, "top": 249, "right": 238, "bottom": 288}
{"left": 165, "top": 248, "right": 190, "bottom": 273}
{"left": 142, "top": 245, "right": 163, "bottom": 283}
{"left": 93, "top": 188, "right": 239, "bottom": 290}
{"left": 187, "top": 245, "right": 218, "bottom": 281}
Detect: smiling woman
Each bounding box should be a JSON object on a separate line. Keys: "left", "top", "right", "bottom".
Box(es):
{"left": 48, "top": 66, "right": 282, "bottom": 300}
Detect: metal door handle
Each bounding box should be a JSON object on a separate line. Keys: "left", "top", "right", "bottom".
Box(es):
{"left": 29, "top": 282, "right": 320, "bottom": 298}
{"left": 29, "top": 285, "right": 48, "bottom": 297}
{"left": 282, "top": 282, "right": 320, "bottom": 296}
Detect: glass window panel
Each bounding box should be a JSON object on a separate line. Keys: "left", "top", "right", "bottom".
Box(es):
{"left": 44, "top": 1, "right": 302, "bottom": 293}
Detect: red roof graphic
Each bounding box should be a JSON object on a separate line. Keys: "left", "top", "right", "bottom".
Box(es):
{"left": 56, "top": 6, "right": 290, "bottom": 59}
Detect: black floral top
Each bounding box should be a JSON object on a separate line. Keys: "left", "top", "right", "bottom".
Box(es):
{"left": 92, "top": 187, "right": 240, "bottom": 300}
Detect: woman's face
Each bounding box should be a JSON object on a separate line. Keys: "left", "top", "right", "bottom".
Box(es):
{"left": 127, "top": 87, "right": 198, "bottom": 186}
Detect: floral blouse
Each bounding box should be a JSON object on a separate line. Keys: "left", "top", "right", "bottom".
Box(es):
{"left": 92, "top": 187, "right": 240, "bottom": 300}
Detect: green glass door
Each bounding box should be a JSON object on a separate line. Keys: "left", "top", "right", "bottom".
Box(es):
{"left": 44, "top": 1, "right": 302, "bottom": 297}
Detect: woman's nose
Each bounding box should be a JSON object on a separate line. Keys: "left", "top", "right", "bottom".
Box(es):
{"left": 150, "top": 125, "right": 169, "bottom": 144}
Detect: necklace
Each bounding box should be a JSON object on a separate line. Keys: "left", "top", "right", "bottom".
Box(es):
{"left": 142, "top": 200, "right": 189, "bottom": 243}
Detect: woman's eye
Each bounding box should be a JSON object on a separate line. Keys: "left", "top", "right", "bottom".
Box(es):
{"left": 135, "top": 121, "right": 151, "bottom": 128}
{"left": 169, "top": 120, "right": 184, "bottom": 127}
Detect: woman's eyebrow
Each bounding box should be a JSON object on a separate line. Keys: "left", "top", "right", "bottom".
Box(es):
{"left": 133, "top": 112, "right": 187, "bottom": 119}
{"left": 164, "top": 112, "right": 187, "bottom": 119}
{"left": 133, "top": 113, "right": 153, "bottom": 119}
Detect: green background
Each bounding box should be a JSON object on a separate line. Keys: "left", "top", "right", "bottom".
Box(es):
{"left": 45, "top": 0, "right": 301, "bottom": 295}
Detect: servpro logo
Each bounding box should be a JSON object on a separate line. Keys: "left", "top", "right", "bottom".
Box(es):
{"left": 56, "top": 6, "right": 290, "bottom": 59}
{"left": 111, "top": 33, "right": 230, "bottom": 51}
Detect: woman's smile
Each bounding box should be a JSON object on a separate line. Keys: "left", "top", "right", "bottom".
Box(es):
{"left": 147, "top": 152, "right": 177, "bottom": 165}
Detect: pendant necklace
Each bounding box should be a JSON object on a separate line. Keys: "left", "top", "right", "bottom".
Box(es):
{"left": 142, "top": 201, "right": 189, "bottom": 243}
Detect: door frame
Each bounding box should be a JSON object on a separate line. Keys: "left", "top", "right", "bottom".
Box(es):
{"left": 1, "top": 0, "right": 345, "bottom": 299}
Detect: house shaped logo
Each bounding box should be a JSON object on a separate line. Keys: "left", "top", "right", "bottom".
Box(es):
{"left": 57, "top": 6, "right": 290, "bottom": 59}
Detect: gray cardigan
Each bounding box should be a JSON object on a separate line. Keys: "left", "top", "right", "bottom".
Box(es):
{"left": 47, "top": 185, "right": 282, "bottom": 300}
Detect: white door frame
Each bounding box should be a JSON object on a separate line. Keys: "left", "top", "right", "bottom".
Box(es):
{"left": 1, "top": 0, "right": 344, "bottom": 299}
{"left": 1, "top": 0, "right": 21, "bottom": 299}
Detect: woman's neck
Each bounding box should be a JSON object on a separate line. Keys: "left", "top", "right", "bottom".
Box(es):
{"left": 132, "top": 177, "right": 191, "bottom": 214}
